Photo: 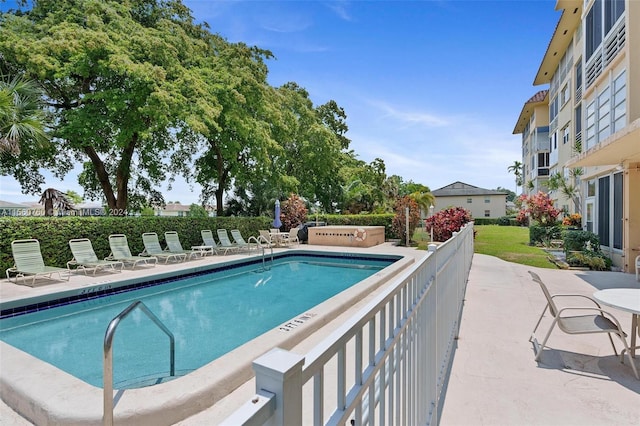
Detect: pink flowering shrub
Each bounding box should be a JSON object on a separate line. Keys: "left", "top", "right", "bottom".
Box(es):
{"left": 517, "top": 192, "right": 560, "bottom": 226}
{"left": 424, "top": 207, "right": 472, "bottom": 242}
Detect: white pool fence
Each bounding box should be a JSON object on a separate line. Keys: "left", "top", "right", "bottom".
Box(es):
{"left": 223, "top": 222, "right": 474, "bottom": 426}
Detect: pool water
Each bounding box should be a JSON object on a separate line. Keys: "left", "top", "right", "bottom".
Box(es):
{"left": 0, "top": 256, "right": 392, "bottom": 389}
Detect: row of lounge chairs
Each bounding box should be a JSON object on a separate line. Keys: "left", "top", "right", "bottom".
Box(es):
{"left": 5, "top": 228, "right": 289, "bottom": 287}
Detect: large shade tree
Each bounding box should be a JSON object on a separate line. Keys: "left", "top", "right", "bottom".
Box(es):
{"left": 0, "top": 0, "right": 217, "bottom": 214}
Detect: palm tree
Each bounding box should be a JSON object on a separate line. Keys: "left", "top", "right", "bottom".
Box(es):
{"left": 39, "top": 188, "right": 75, "bottom": 216}
{"left": 507, "top": 161, "right": 523, "bottom": 194}
{"left": 0, "top": 75, "right": 49, "bottom": 155}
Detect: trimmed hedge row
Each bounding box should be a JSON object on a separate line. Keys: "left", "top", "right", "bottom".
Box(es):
{"left": 0, "top": 216, "right": 271, "bottom": 274}
{"left": 472, "top": 217, "right": 520, "bottom": 226}
{"left": 0, "top": 214, "right": 397, "bottom": 274}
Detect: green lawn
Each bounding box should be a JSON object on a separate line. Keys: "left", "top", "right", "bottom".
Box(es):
{"left": 413, "top": 225, "right": 557, "bottom": 269}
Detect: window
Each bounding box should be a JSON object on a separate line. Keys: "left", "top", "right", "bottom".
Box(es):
{"left": 613, "top": 172, "right": 623, "bottom": 250}
{"left": 467, "top": 198, "right": 472, "bottom": 204}
{"left": 605, "top": 0, "right": 625, "bottom": 34}
{"left": 597, "top": 85, "right": 611, "bottom": 141}
{"left": 550, "top": 96, "right": 559, "bottom": 122}
{"left": 484, "top": 210, "right": 490, "bottom": 217}
{"left": 613, "top": 70, "right": 626, "bottom": 132}
{"left": 585, "top": 99, "right": 596, "bottom": 150}
{"left": 597, "top": 176, "right": 610, "bottom": 247}
{"left": 585, "top": 0, "right": 602, "bottom": 61}
{"left": 587, "top": 179, "right": 596, "bottom": 197}
{"left": 575, "top": 61, "right": 583, "bottom": 98}
{"left": 562, "top": 126, "right": 570, "bottom": 145}
{"left": 538, "top": 152, "right": 550, "bottom": 176}
{"left": 561, "top": 84, "right": 570, "bottom": 106}
{"left": 586, "top": 202, "right": 594, "bottom": 232}
{"left": 484, "top": 197, "right": 490, "bottom": 203}
{"left": 575, "top": 104, "right": 582, "bottom": 136}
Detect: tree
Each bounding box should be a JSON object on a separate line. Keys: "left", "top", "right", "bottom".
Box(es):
{"left": 547, "top": 169, "right": 582, "bottom": 215}
{"left": 190, "top": 40, "right": 278, "bottom": 216}
{"left": 64, "top": 190, "right": 83, "bottom": 205}
{"left": 188, "top": 203, "right": 208, "bottom": 218}
{"left": 1, "top": 0, "right": 215, "bottom": 214}
{"left": 39, "top": 188, "right": 74, "bottom": 216}
{"left": 0, "top": 74, "right": 49, "bottom": 155}
{"left": 507, "top": 161, "right": 523, "bottom": 194}
{"left": 495, "top": 186, "right": 516, "bottom": 203}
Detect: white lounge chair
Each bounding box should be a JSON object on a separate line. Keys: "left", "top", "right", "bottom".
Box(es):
{"left": 165, "top": 231, "right": 201, "bottom": 260}
{"left": 230, "top": 229, "right": 256, "bottom": 251}
{"left": 216, "top": 229, "right": 240, "bottom": 254}
{"left": 141, "top": 232, "right": 187, "bottom": 263}
{"left": 106, "top": 234, "right": 157, "bottom": 269}
{"left": 68, "top": 238, "right": 123, "bottom": 275}
{"left": 6, "top": 239, "right": 69, "bottom": 286}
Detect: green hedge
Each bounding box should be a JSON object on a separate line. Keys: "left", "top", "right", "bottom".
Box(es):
{"left": 0, "top": 216, "right": 271, "bottom": 273}
{"left": 472, "top": 217, "right": 520, "bottom": 226}
{"left": 1, "top": 214, "right": 397, "bottom": 273}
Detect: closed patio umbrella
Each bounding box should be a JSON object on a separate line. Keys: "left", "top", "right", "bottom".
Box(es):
{"left": 273, "top": 199, "right": 282, "bottom": 229}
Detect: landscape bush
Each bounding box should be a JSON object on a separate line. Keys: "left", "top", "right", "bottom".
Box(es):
{"left": 424, "top": 207, "right": 472, "bottom": 242}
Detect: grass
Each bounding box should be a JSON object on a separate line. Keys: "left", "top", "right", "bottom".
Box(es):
{"left": 473, "top": 225, "right": 557, "bottom": 269}
{"left": 413, "top": 225, "right": 557, "bottom": 269}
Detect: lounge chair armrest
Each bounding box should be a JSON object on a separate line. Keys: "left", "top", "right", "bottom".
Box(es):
{"left": 556, "top": 306, "right": 627, "bottom": 330}
{"left": 550, "top": 294, "right": 603, "bottom": 308}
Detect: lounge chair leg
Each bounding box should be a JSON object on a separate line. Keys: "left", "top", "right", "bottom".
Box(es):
{"left": 534, "top": 319, "right": 558, "bottom": 362}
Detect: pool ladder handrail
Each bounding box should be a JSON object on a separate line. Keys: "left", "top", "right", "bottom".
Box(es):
{"left": 103, "top": 300, "right": 175, "bottom": 426}
{"left": 253, "top": 235, "right": 273, "bottom": 271}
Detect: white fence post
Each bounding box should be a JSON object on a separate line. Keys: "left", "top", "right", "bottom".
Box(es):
{"left": 252, "top": 348, "right": 305, "bottom": 426}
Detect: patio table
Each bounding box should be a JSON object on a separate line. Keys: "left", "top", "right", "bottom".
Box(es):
{"left": 269, "top": 231, "right": 289, "bottom": 247}
{"left": 593, "top": 288, "right": 640, "bottom": 358}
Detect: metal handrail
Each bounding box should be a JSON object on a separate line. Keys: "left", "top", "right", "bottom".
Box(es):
{"left": 103, "top": 300, "right": 175, "bottom": 425}
{"left": 251, "top": 236, "right": 273, "bottom": 271}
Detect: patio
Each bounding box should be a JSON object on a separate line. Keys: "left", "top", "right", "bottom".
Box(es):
{"left": 440, "top": 254, "right": 640, "bottom": 425}
{"left": 1, "top": 250, "right": 638, "bottom": 425}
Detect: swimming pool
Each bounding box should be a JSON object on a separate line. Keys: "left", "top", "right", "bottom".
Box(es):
{"left": 0, "top": 255, "right": 394, "bottom": 389}
{"left": 0, "top": 249, "right": 412, "bottom": 425}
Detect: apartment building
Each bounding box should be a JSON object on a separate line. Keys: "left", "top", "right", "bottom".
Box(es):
{"left": 432, "top": 181, "right": 507, "bottom": 219}
{"left": 513, "top": 90, "right": 551, "bottom": 196}
{"left": 519, "top": 0, "right": 640, "bottom": 273}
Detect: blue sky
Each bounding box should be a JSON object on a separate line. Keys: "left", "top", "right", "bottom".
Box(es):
{"left": 0, "top": 0, "right": 560, "bottom": 205}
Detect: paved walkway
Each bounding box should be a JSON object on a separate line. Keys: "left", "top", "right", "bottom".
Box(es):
{"left": 2, "top": 250, "right": 639, "bottom": 425}
{"left": 440, "top": 254, "right": 640, "bottom": 426}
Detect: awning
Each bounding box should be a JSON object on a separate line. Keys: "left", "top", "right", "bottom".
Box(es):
{"left": 567, "top": 118, "right": 640, "bottom": 167}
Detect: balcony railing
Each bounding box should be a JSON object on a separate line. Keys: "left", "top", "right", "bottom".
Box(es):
{"left": 224, "top": 224, "right": 475, "bottom": 426}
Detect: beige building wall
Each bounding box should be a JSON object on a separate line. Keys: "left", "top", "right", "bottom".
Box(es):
{"left": 434, "top": 195, "right": 506, "bottom": 219}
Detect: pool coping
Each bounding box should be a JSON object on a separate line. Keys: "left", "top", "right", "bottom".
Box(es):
{"left": 0, "top": 245, "right": 419, "bottom": 425}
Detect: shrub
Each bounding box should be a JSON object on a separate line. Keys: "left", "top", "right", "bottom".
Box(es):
{"left": 529, "top": 224, "right": 562, "bottom": 246}
{"left": 497, "top": 216, "right": 511, "bottom": 226}
{"left": 424, "top": 207, "right": 472, "bottom": 242}
{"left": 562, "top": 213, "right": 582, "bottom": 227}
{"left": 517, "top": 192, "right": 560, "bottom": 226}
{"left": 391, "top": 196, "right": 421, "bottom": 246}
{"left": 280, "top": 194, "right": 308, "bottom": 231}
{"left": 563, "top": 229, "right": 599, "bottom": 253}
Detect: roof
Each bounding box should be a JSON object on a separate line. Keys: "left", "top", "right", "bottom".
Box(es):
{"left": 0, "top": 200, "right": 32, "bottom": 208}
{"left": 533, "top": 0, "right": 582, "bottom": 86}
{"left": 512, "top": 89, "right": 549, "bottom": 134}
{"left": 432, "top": 182, "right": 507, "bottom": 197}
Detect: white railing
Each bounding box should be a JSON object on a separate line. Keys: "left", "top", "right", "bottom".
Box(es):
{"left": 224, "top": 223, "right": 474, "bottom": 426}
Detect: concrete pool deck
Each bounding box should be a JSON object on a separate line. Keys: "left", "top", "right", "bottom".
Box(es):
{"left": 0, "top": 243, "right": 422, "bottom": 425}
{"left": 2, "top": 247, "right": 639, "bottom": 425}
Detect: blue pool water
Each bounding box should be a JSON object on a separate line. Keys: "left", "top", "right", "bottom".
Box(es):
{"left": 0, "top": 255, "right": 395, "bottom": 389}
